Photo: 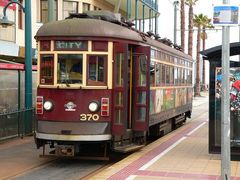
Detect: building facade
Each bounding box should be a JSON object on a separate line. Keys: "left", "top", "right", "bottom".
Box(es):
{"left": 0, "top": 0, "right": 158, "bottom": 64}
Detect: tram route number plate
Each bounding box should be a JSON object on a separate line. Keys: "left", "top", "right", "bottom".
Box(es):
{"left": 80, "top": 114, "right": 99, "bottom": 121}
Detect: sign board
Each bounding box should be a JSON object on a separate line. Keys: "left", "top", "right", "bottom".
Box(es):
{"left": 213, "top": 5, "right": 239, "bottom": 26}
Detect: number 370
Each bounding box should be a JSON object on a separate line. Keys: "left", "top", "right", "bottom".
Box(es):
{"left": 80, "top": 114, "right": 99, "bottom": 121}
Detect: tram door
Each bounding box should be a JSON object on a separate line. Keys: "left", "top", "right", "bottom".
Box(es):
{"left": 132, "top": 46, "right": 150, "bottom": 131}
{"left": 112, "top": 43, "right": 128, "bottom": 135}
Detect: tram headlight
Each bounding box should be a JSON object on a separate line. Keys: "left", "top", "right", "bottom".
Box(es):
{"left": 88, "top": 101, "right": 99, "bottom": 112}
{"left": 43, "top": 101, "right": 53, "bottom": 111}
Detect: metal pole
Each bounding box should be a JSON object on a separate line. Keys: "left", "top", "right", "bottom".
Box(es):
{"left": 143, "top": 5, "right": 145, "bottom": 32}
{"left": 173, "top": 1, "right": 179, "bottom": 44}
{"left": 135, "top": 0, "right": 138, "bottom": 29}
{"left": 221, "top": 0, "right": 231, "bottom": 179}
{"left": 25, "top": 0, "right": 32, "bottom": 133}
{"left": 48, "top": 0, "right": 54, "bottom": 22}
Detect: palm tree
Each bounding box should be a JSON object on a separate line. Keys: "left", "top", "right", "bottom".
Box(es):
{"left": 193, "top": 13, "right": 204, "bottom": 96}
{"left": 201, "top": 17, "right": 214, "bottom": 90}
{"left": 180, "top": 0, "right": 185, "bottom": 52}
{"left": 185, "top": 0, "right": 198, "bottom": 57}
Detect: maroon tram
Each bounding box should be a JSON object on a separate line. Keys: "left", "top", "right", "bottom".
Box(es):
{"left": 34, "top": 11, "right": 193, "bottom": 158}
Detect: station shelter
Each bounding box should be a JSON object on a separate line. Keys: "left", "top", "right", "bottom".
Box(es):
{"left": 201, "top": 42, "right": 240, "bottom": 158}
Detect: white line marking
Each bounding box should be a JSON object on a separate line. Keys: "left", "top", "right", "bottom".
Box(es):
{"left": 139, "top": 137, "right": 187, "bottom": 170}
{"left": 125, "top": 175, "right": 137, "bottom": 180}
{"left": 187, "top": 122, "right": 206, "bottom": 136}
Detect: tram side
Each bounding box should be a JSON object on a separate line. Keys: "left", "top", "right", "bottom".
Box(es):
{"left": 148, "top": 48, "right": 193, "bottom": 137}
{"left": 34, "top": 15, "right": 193, "bottom": 158}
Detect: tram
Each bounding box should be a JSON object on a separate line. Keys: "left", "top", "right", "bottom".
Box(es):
{"left": 34, "top": 11, "right": 193, "bottom": 158}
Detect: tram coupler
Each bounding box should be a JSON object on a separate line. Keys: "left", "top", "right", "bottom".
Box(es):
{"left": 55, "top": 145, "right": 75, "bottom": 156}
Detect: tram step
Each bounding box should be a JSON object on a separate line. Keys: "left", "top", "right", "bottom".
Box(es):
{"left": 113, "top": 144, "right": 144, "bottom": 153}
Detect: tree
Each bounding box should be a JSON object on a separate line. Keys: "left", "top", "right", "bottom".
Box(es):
{"left": 193, "top": 13, "right": 204, "bottom": 96}
{"left": 180, "top": 0, "right": 185, "bottom": 52}
{"left": 185, "top": 0, "right": 198, "bottom": 57}
{"left": 201, "top": 17, "right": 214, "bottom": 90}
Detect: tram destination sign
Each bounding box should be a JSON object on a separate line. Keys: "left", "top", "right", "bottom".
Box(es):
{"left": 55, "top": 40, "right": 87, "bottom": 50}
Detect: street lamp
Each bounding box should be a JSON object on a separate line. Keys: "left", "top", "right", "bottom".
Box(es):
{"left": 0, "top": 0, "right": 32, "bottom": 134}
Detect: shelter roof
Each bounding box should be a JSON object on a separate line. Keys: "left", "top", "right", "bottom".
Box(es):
{"left": 200, "top": 42, "right": 240, "bottom": 61}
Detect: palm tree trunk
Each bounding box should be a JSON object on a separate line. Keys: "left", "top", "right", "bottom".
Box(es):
{"left": 195, "top": 27, "right": 201, "bottom": 96}
{"left": 202, "top": 28, "right": 206, "bottom": 90}
{"left": 180, "top": 0, "right": 185, "bottom": 52}
{"left": 188, "top": 5, "right": 193, "bottom": 57}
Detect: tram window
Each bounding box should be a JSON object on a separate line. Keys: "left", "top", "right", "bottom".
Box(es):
{"left": 174, "top": 67, "right": 178, "bottom": 85}
{"left": 87, "top": 55, "right": 107, "bottom": 86}
{"left": 138, "top": 55, "right": 147, "bottom": 86}
{"left": 182, "top": 69, "right": 185, "bottom": 84}
{"left": 170, "top": 66, "right": 174, "bottom": 85}
{"left": 161, "top": 64, "right": 166, "bottom": 85}
{"left": 166, "top": 65, "right": 170, "bottom": 85}
{"left": 115, "top": 92, "right": 123, "bottom": 106}
{"left": 150, "top": 61, "right": 155, "bottom": 86}
{"left": 40, "top": 55, "right": 54, "bottom": 85}
{"left": 185, "top": 69, "right": 188, "bottom": 85}
{"left": 137, "top": 107, "right": 146, "bottom": 122}
{"left": 137, "top": 91, "right": 146, "bottom": 104}
{"left": 156, "top": 63, "right": 161, "bottom": 86}
{"left": 178, "top": 68, "right": 181, "bottom": 85}
{"left": 115, "top": 53, "right": 124, "bottom": 87}
{"left": 115, "top": 109, "right": 123, "bottom": 124}
{"left": 57, "top": 54, "right": 83, "bottom": 84}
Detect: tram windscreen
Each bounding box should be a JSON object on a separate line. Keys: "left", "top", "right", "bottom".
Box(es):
{"left": 57, "top": 54, "right": 83, "bottom": 84}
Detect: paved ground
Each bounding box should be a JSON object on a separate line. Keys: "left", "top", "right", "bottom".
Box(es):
{"left": 90, "top": 93, "right": 240, "bottom": 180}
{"left": 2, "top": 92, "right": 237, "bottom": 180}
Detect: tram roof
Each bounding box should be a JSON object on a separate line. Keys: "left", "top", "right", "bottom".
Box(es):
{"left": 35, "top": 18, "right": 192, "bottom": 60}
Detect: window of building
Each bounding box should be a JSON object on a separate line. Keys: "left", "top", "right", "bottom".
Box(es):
{"left": 87, "top": 55, "right": 107, "bottom": 86}
{"left": 83, "top": 3, "right": 90, "bottom": 12}
{"left": 94, "top": 6, "right": 101, "bottom": 10}
{"left": 40, "top": 0, "right": 57, "bottom": 23}
{"left": 63, "top": 1, "right": 78, "bottom": 19}
{"left": 57, "top": 54, "right": 83, "bottom": 84}
{"left": 18, "top": 0, "right": 23, "bottom": 29}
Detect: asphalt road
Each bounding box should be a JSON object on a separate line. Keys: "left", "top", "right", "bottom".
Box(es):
{"left": 13, "top": 159, "right": 106, "bottom": 180}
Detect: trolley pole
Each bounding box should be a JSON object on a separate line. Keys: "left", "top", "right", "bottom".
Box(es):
{"left": 221, "top": 0, "right": 231, "bottom": 179}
